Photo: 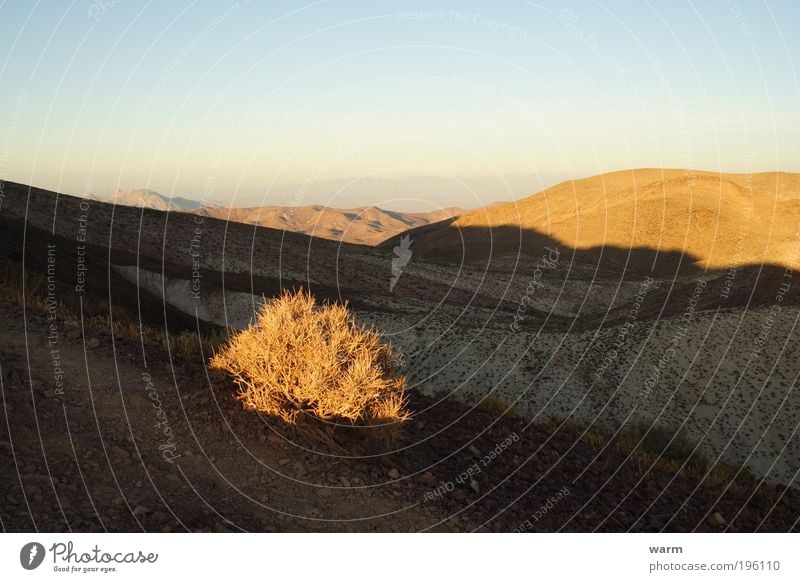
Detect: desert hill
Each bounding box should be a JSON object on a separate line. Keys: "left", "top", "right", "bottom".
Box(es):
{"left": 93, "top": 188, "right": 461, "bottom": 246}
{"left": 7, "top": 300, "right": 798, "bottom": 532}
{"left": 385, "top": 169, "right": 800, "bottom": 271}
{"left": 2, "top": 176, "right": 800, "bottom": 532}
{"left": 94, "top": 188, "right": 210, "bottom": 212}
{"left": 195, "top": 204, "right": 462, "bottom": 246}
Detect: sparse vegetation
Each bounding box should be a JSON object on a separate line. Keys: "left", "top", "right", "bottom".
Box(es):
{"left": 210, "top": 289, "right": 410, "bottom": 426}
{"left": 476, "top": 394, "right": 517, "bottom": 416}
{"left": 615, "top": 423, "right": 704, "bottom": 466}
{"left": 0, "top": 261, "right": 226, "bottom": 362}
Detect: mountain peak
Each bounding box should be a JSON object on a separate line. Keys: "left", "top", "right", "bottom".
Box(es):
{"left": 98, "top": 189, "right": 205, "bottom": 211}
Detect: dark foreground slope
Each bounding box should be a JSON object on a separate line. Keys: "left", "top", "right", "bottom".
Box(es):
{"left": 2, "top": 301, "right": 798, "bottom": 532}
{"left": 1, "top": 179, "right": 799, "bottom": 532}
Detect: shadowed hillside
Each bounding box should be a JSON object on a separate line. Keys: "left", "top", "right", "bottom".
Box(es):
{"left": 2, "top": 175, "right": 800, "bottom": 534}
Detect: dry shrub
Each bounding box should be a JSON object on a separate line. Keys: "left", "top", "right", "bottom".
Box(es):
{"left": 210, "top": 289, "right": 410, "bottom": 427}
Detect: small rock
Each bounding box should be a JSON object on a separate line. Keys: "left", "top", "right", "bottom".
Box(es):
{"left": 258, "top": 435, "right": 266, "bottom": 443}
{"left": 87, "top": 338, "right": 100, "bottom": 349}
{"left": 316, "top": 488, "right": 332, "bottom": 497}
{"left": 43, "top": 389, "right": 59, "bottom": 399}
{"left": 421, "top": 472, "right": 437, "bottom": 485}
{"left": 292, "top": 461, "right": 307, "bottom": 476}
{"left": 387, "top": 468, "right": 401, "bottom": 479}
{"left": 339, "top": 477, "right": 351, "bottom": 487}
{"left": 470, "top": 479, "right": 480, "bottom": 493}
{"left": 128, "top": 394, "right": 150, "bottom": 411}
{"left": 277, "top": 458, "right": 290, "bottom": 466}
{"left": 709, "top": 512, "right": 726, "bottom": 527}
{"left": 132, "top": 505, "right": 152, "bottom": 517}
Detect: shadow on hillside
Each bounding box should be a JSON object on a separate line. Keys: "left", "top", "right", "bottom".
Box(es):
{"left": 3, "top": 180, "right": 798, "bottom": 337}
{"left": 379, "top": 221, "right": 800, "bottom": 326}
{"left": 382, "top": 219, "right": 771, "bottom": 277}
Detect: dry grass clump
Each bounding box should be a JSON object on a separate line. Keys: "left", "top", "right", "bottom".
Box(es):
{"left": 476, "top": 394, "right": 517, "bottom": 416}
{"left": 615, "top": 423, "right": 703, "bottom": 465}
{"left": 210, "top": 289, "right": 410, "bottom": 426}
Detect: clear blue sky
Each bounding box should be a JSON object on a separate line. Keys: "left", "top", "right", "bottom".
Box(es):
{"left": 0, "top": 0, "right": 797, "bottom": 208}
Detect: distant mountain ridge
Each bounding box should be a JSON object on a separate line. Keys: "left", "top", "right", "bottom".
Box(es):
{"left": 97, "top": 189, "right": 461, "bottom": 246}
{"left": 195, "top": 204, "right": 462, "bottom": 246}
{"left": 93, "top": 189, "right": 211, "bottom": 212}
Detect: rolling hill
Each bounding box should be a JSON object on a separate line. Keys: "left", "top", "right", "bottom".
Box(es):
{"left": 195, "top": 204, "right": 462, "bottom": 246}
{"left": 2, "top": 174, "right": 800, "bottom": 532}
{"left": 93, "top": 189, "right": 462, "bottom": 246}
{"left": 94, "top": 188, "right": 210, "bottom": 211}
{"left": 385, "top": 169, "right": 800, "bottom": 271}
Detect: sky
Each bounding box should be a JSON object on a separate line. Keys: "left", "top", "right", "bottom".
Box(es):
{"left": 0, "top": 0, "right": 798, "bottom": 210}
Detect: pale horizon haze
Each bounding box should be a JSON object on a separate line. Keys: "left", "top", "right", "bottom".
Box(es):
{"left": 0, "top": 0, "right": 798, "bottom": 210}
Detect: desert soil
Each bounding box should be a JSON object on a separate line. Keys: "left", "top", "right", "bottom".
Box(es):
{"left": 2, "top": 302, "right": 798, "bottom": 532}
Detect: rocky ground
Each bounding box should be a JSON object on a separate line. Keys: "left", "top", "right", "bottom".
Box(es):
{"left": 2, "top": 302, "right": 799, "bottom": 533}
{"left": 2, "top": 180, "right": 799, "bottom": 532}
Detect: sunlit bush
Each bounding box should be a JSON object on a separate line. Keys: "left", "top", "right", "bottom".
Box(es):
{"left": 210, "top": 289, "right": 410, "bottom": 426}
